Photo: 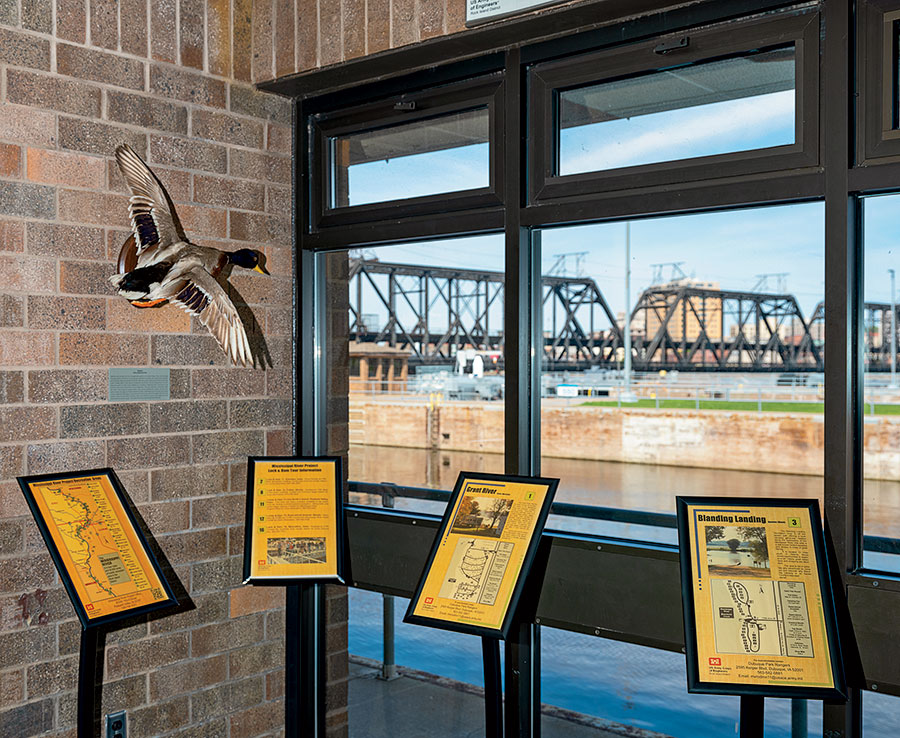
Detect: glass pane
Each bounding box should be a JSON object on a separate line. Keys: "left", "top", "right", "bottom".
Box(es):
{"left": 345, "top": 235, "right": 505, "bottom": 516}
{"left": 864, "top": 691, "right": 900, "bottom": 736}
{"left": 539, "top": 203, "right": 825, "bottom": 541}
{"left": 329, "top": 108, "right": 490, "bottom": 208}
{"left": 558, "top": 46, "right": 795, "bottom": 175}
{"left": 862, "top": 193, "right": 900, "bottom": 572}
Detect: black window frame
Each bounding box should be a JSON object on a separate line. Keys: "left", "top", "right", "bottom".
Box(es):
{"left": 309, "top": 73, "right": 506, "bottom": 233}
{"left": 860, "top": 0, "right": 900, "bottom": 163}
{"left": 528, "top": 9, "right": 820, "bottom": 204}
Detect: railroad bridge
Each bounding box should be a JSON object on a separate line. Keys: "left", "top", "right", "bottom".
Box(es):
{"left": 349, "top": 258, "right": 894, "bottom": 372}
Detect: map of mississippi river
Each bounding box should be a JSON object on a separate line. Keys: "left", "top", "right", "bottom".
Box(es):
{"left": 28, "top": 474, "right": 167, "bottom": 619}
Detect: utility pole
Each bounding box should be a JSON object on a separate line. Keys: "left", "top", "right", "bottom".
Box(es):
{"left": 622, "top": 222, "right": 636, "bottom": 403}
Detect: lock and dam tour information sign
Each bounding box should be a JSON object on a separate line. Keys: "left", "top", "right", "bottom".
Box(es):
{"left": 677, "top": 497, "right": 846, "bottom": 700}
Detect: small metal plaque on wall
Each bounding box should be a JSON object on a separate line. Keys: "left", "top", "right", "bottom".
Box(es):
{"left": 108, "top": 368, "right": 170, "bottom": 402}
{"left": 467, "top": 0, "right": 562, "bottom": 26}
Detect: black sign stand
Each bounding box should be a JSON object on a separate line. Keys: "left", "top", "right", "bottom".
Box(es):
{"left": 482, "top": 637, "right": 503, "bottom": 737}
{"left": 77, "top": 626, "right": 101, "bottom": 738}
{"left": 739, "top": 695, "right": 764, "bottom": 738}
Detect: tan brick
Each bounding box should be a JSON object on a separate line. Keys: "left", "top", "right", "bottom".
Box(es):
{"left": 367, "top": 0, "right": 390, "bottom": 55}
{"left": 149, "top": 399, "right": 228, "bottom": 434}
{"left": 251, "top": 0, "right": 273, "bottom": 83}
{"left": 58, "top": 189, "right": 130, "bottom": 228}
{"left": 149, "top": 654, "right": 227, "bottom": 701}
{"left": 188, "top": 364, "right": 260, "bottom": 398}
{"left": 152, "top": 334, "right": 230, "bottom": 366}
{"left": 158, "top": 527, "right": 227, "bottom": 564}
{"left": 229, "top": 149, "right": 290, "bottom": 183}
{"left": 56, "top": 0, "right": 87, "bottom": 43}
{"left": 265, "top": 428, "right": 291, "bottom": 455}
{"left": 0, "top": 220, "right": 25, "bottom": 253}
{"left": 0, "top": 295, "right": 24, "bottom": 328}
{"left": 191, "top": 430, "right": 264, "bottom": 463}
{"left": 28, "top": 369, "right": 107, "bottom": 403}
{"left": 0, "top": 331, "right": 55, "bottom": 366}
{"left": 0, "top": 668, "right": 25, "bottom": 707}
{"left": 7, "top": 69, "right": 102, "bottom": 118}
{"left": 230, "top": 700, "right": 281, "bottom": 738}
{"left": 207, "top": 0, "right": 232, "bottom": 77}
{"left": 229, "top": 586, "right": 285, "bottom": 619}
{"left": 0, "top": 144, "right": 21, "bottom": 179}
{"left": 267, "top": 123, "right": 291, "bottom": 156}
{"left": 149, "top": 134, "right": 227, "bottom": 174}
{"left": 192, "top": 109, "right": 265, "bottom": 149}
{"left": 297, "top": 0, "right": 318, "bottom": 69}
{"left": 0, "top": 181, "right": 56, "bottom": 220}
{"left": 233, "top": 0, "right": 252, "bottom": 82}
{"left": 0, "top": 28, "right": 51, "bottom": 70}
{"left": 0, "top": 445, "right": 24, "bottom": 479}
{"left": 26, "top": 148, "right": 106, "bottom": 189}
{"left": 59, "top": 331, "right": 148, "bottom": 365}
{"left": 57, "top": 43, "right": 144, "bottom": 90}
{"left": 274, "top": 0, "right": 296, "bottom": 77}
{"left": 58, "top": 116, "right": 146, "bottom": 158}
{"left": 392, "top": 0, "right": 417, "bottom": 47}
{"left": 90, "top": 0, "right": 118, "bottom": 49}
{"left": 265, "top": 668, "right": 284, "bottom": 701}
{"left": 229, "top": 642, "right": 283, "bottom": 680}
{"left": 150, "top": 464, "right": 228, "bottom": 501}
{"left": 0, "top": 555, "right": 57, "bottom": 594}
{"left": 26, "top": 655, "right": 78, "bottom": 698}
{"left": 191, "top": 493, "right": 243, "bottom": 529}
{"left": 28, "top": 295, "right": 106, "bottom": 331}
{"left": 27, "top": 440, "right": 106, "bottom": 474}
{"left": 0, "top": 106, "right": 56, "bottom": 147}
{"left": 27, "top": 223, "right": 105, "bottom": 259}
{"left": 229, "top": 84, "right": 290, "bottom": 125}
{"left": 60, "top": 402, "right": 147, "bottom": 438}
{"left": 0, "top": 255, "right": 55, "bottom": 293}
{"left": 170, "top": 202, "right": 227, "bottom": 239}
{"left": 98, "top": 674, "right": 148, "bottom": 715}
{"left": 151, "top": 0, "right": 178, "bottom": 62}
{"left": 107, "top": 433, "right": 190, "bottom": 469}
{"left": 150, "top": 65, "right": 226, "bottom": 107}
{"left": 0, "top": 480, "right": 29, "bottom": 517}
{"left": 344, "top": 0, "right": 365, "bottom": 59}
{"left": 135, "top": 499, "right": 191, "bottom": 535}
{"left": 180, "top": 0, "right": 205, "bottom": 69}
{"left": 230, "top": 211, "right": 290, "bottom": 245}
{"left": 319, "top": 0, "right": 342, "bottom": 66}
{"left": 22, "top": 0, "right": 52, "bottom": 32}
{"left": 128, "top": 697, "right": 190, "bottom": 738}
{"left": 107, "top": 90, "right": 189, "bottom": 136}
{"left": 0, "top": 698, "right": 55, "bottom": 735}
{"left": 192, "top": 676, "right": 264, "bottom": 723}
{"left": 120, "top": 0, "right": 147, "bottom": 55}
{"left": 194, "top": 175, "right": 265, "bottom": 211}
{"left": 447, "top": 0, "right": 466, "bottom": 33}
{"left": 59, "top": 260, "right": 116, "bottom": 296}
{"left": 191, "top": 613, "right": 265, "bottom": 656}
{"left": 420, "top": 0, "right": 444, "bottom": 40}
{"left": 107, "top": 631, "right": 189, "bottom": 679}
{"left": 107, "top": 298, "right": 192, "bottom": 334}
{"left": 0, "top": 408, "right": 55, "bottom": 443}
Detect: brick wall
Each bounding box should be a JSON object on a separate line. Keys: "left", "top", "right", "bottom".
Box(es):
{"left": 0, "top": 1, "right": 305, "bottom": 736}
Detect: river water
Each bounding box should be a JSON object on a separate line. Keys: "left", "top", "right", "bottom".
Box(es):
{"left": 347, "top": 444, "right": 900, "bottom": 737}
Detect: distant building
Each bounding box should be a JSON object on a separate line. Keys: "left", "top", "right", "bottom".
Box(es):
{"left": 349, "top": 342, "right": 410, "bottom": 393}
{"left": 642, "top": 279, "right": 723, "bottom": 343}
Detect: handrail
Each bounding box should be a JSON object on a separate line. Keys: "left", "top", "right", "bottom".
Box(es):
{"left": 348, "top": 480, "right": 900, "bottom": 553}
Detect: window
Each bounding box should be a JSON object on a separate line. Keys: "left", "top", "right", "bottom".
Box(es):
{"left": 530, "top": 11, "right": 818, "bottom": 201}
{"left": 860, "top": 0, "right": 900, "bottom": 161}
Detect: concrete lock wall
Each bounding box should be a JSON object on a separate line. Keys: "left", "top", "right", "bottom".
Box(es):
{"left": 350, "top": 399, "right": 900, "bottom": 482}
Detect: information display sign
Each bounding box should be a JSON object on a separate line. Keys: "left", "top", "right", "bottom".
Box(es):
{"left": 677, "top": 497, "right": 846, "bottom": 699}
{"left": 405, "top": 471, "right": 557, "bottom": 639}
{"left": 18, "top": 469, "right": 177, "bottom": 629}
{"left": 467, "top": 0, "right": 563, "bottom": 26}
{"left": 242, "top": 456, "right": 344, "bottom": 584}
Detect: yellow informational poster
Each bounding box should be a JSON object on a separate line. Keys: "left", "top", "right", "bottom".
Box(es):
{"left": 243, "top": 457, "right": 343, "bottom": 583}
{"left": 405, "top": 472, "right": 557, "bottom": 638}
{"left": 19, "top": 470, "right": 176, "bottom": 628}
{"left": 677, "top": 498, "right": 845, "bottom": 699}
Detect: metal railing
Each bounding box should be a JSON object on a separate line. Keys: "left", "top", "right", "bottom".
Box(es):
{"left": 347, "top": 479, "right": 900, "bottom": 737}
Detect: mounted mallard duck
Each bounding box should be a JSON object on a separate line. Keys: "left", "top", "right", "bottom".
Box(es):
{"left": 109, "top": 144, "right": 268, "bottom": 367}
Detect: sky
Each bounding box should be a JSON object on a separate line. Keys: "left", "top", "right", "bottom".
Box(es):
{"left": 339, "top": 82, "right": 900, "bottom": 329}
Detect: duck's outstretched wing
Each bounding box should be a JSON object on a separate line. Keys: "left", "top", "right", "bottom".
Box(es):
{"left": 163, "top": 267, "right": 253, "bottom": 367}
{"left": 115, "top": 144, "right": 179, "bottom": 260}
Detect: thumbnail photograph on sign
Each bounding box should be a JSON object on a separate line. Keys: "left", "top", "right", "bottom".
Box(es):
{"left": 18, "top": 469, "right": 177, "bottom": 629}
{"left": 677, "top": 497, "right": 845, "bottom": 700}
{"left": 243, "top": 456, "right": 344, "bottom": 584}
{"left": 405, "top": 471, "right": 558, "bottom": 639}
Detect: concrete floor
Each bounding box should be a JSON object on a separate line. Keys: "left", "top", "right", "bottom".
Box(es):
{"left": 347, "top": 659, "right": 668, "bottom": 738}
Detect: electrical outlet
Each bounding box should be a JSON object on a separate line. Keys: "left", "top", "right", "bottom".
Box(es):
{"left": 105, "top": 710, "right": 127, "bottom": 738}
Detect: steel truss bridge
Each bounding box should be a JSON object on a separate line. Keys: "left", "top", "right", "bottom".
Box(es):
{"left": 349, "top": 258, "right": 898, "bottom": 372}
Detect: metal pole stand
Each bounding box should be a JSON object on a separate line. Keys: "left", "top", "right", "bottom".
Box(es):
{"left": 482, "top": 637, "right": 503, "bottom": 738}
{"left": 77, "top": 626, "right": 100, "bottom": 738}
{"left": 739, "top": 695, "right": 764, "bottom": 738}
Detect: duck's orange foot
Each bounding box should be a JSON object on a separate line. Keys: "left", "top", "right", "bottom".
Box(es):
{"left": 130, "top": 298, "right": 168, "bottom": 308}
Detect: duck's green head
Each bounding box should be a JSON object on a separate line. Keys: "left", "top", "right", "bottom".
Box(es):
{"left": 229, "top": 249, "right": 269, "bottom": 274}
